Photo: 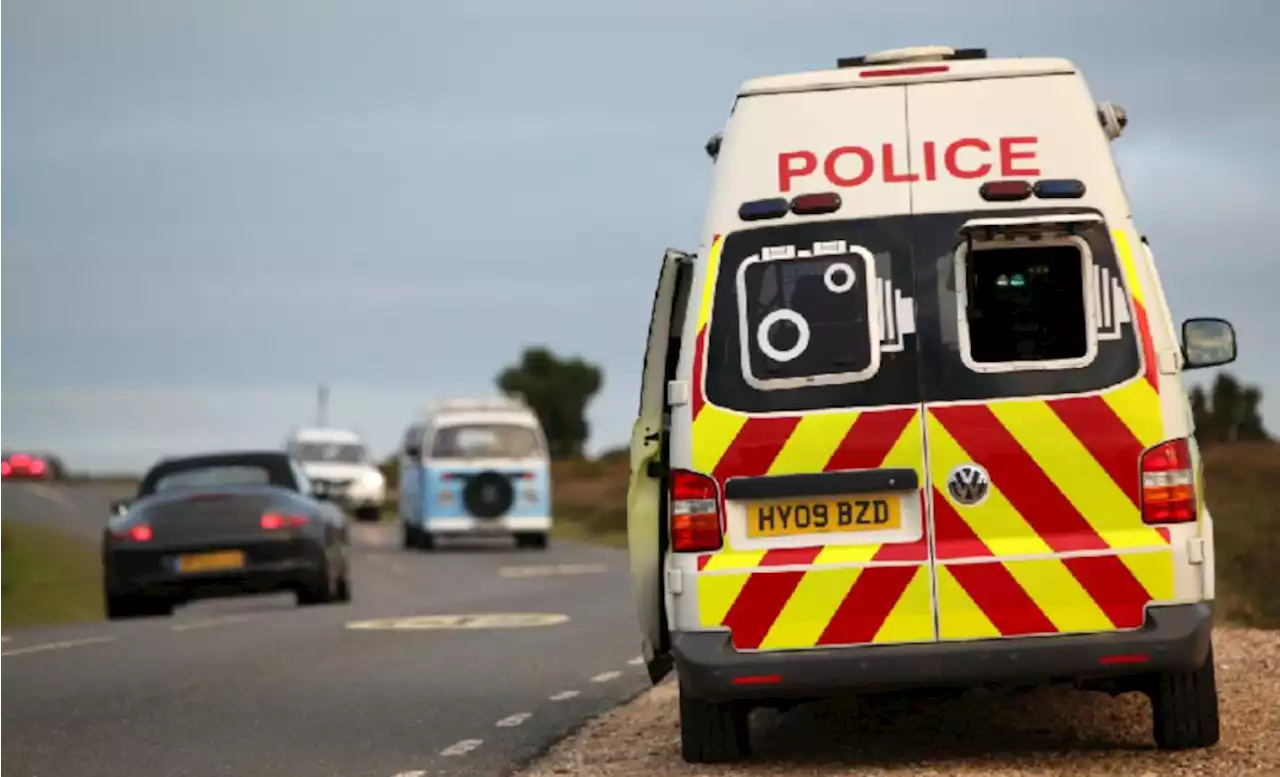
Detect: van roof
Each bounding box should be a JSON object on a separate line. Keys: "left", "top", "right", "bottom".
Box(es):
{"left": 738, "top": 51, "right": 1077, "bottom": 97}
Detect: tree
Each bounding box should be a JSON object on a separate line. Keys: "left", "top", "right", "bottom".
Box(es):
{"left": 1190, "top": 372, "right": 1270, "bottom": 447}
{"left": 496, "top": 346, "right": 603, "bottom": 459}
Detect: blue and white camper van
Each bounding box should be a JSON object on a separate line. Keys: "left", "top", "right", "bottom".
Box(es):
{"left": 398, "top": 396, "right": 552, "bottom": 550}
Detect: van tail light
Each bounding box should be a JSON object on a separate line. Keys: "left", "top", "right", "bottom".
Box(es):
{"left": 261, "top": 513, "right": 309, "bottom": 530}
{"left": 114, "top": 524, "right": 153, "bottom": 542}
{"left": 1140, "top": 438, "right": 1196, "bottom": 524}
{"left": 670, "top": 470, "right": 722, "bottom": 552}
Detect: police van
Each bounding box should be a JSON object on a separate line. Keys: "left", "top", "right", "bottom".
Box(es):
{"left": 399, "top": 395, "right": 552, "bottom": 550}
{"left": 626, "top": 45, "right": 1238, "bottom": 763}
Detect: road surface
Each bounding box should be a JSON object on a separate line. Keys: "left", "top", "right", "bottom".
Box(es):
{"left": 1, "top": 482, "right": 651, "bottom": 777}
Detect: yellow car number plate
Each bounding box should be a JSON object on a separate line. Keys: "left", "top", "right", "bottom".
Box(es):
{"left": 177, "top": 550, "right": 246, "bottom": 573}
{"left": 745, "top": 495, "right": 902, "bottom": 538}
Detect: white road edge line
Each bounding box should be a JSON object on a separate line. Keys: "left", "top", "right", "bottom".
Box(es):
{"left": 2, "top": 635, "right": 116, "bottom": 658}
{"left": 495, "top": 712, "right": 532, "bottom": 728}
{"left": 590, "top": 670, "right": 622, "bottom": 683}
{"left": 549, "top": 690, "right": 580, "bottom": 701}
{"left": 440, "top": 738, "right": 484, "bottom": 757}
{"left": 171, "top": 615, "right": 251, "bottom": 632}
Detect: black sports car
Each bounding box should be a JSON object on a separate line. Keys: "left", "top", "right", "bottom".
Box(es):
{"left": 102, "top": 450, "right": 352, "bottom": 620}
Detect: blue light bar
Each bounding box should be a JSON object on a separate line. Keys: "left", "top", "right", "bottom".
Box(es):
{"left": 738, "top": 198, "right": 789, "bottom": 221}
{"left": 1033, "top": 179, "right": 1087, "bottom": 199}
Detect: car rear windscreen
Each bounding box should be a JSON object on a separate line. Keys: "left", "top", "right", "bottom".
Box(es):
{"left": 430, "top": 424, "right": 543, "bottom": 459}
{"left": 154, "top": 465, "right": 272, "bottom": 493}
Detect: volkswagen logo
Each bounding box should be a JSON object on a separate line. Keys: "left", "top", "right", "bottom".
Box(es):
{"left": 947, "top": 463, "right": 991, "bottom": 506}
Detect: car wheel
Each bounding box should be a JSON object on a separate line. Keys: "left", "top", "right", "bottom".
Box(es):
{"left": 106, "top": 591, "right": 142, "bottom": 620}
{"left": 678, "top": 678, "right": 751, "bottom": 764}
{"left": 334, "top": 573, "right": 351, "bottom": 603}
{"left": 1150, "top": 640, "right": 1221, "bottom": 749}
{"left": 515, "top": 532, "right": 549, "bottom": 551}
{"left": 402, "top": 523, "right": 419, "bottom": 549}
{"left": 296, "top": 567, "right": 336, "bottom": 606}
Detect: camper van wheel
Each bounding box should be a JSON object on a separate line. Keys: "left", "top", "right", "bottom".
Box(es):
{"left": 678, "top": 680, "right": 751, "bottom": 763}
{"left": 401, "top": 523, "right": 418, "bottom": 549}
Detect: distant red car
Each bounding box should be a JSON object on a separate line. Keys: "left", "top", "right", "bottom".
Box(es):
{"left": 1, "top": 451, "right": 66, "bottom": 481}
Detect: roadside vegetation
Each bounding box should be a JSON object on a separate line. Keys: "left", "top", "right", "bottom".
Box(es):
{"left": 1, "top": 521, "right": 104, "bottom": 629}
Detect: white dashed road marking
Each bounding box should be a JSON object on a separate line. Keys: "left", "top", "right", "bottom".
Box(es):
{"left": 2, "top": 635, "right": 116, "bottom": 658}
{"left": 171, "top": 615, "right": 251, "bottom": 632}
{"left": 440, "top": 738, "right": 483, "bottom": 757}
{"left": 498, "top": 563, "right": 608, "bottom": 578}
{"left": 391, "top": 771, "right": 427, "bottom": 777}
{"left": 627, "top": 656, "right": 643, "bottom": 666}
{"left": 590, "top": 670, "right": 622, "bottom": 683}
{"left": 27, "top": 483, "right": 79, "bottom": 512}
{"left": 495, "top": 712, "right": 532, "bottom": 728}
{"left": 549, "top": 690, "right": 580, "bottom": 701}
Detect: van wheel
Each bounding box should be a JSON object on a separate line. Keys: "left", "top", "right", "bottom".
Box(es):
{"left": 1150, "top": 641, "right": 1221, "bottom": 750}
{"left": 401, "top": 523, "right": 419, "bottom": 549}
{"left": 678, "top": 680, "right": 750, "bottom": 764}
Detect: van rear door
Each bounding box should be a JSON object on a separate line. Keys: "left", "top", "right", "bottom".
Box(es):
{"left": 685, "top": 83, "right": 937, "bottom": 653}
{"left": 904, "top": 74, "right": 1178, "bottom": 643}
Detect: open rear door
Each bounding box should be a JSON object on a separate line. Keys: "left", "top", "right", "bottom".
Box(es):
{"left": 627, "top": 247, "right": 692, "bottom": 684}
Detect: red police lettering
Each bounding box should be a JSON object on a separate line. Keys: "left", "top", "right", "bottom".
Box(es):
{"left": 775, "top": 136, "right": 1040, "bottom": 190}
{"left": 1000, "top": 136, "right": 1040, "bottom": 176}
{"left": 778, "top": 151, "right": 817, "bottom": 193}
{"left": 823, "top": 146, "right": 875, "bottom": 188}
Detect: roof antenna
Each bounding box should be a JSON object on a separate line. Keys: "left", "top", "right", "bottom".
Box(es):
{"left": 316, "top": 383, "right": 329, "bottom": 427}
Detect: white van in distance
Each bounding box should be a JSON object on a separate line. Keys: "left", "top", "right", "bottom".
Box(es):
{"left": 285, "top": 427, "right": 386, "bottom": 522}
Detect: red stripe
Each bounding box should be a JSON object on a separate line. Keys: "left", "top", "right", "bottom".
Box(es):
{"left": 712, "top": 416, "right": 800, "bottom": 484}
{"left": 759, "top": 546, "right": 823, "bottom": 566}
{"left": 1061, "top": 554, "right": 1158, "bottom": 629}
{"left": 1156, "top": 527, "right": 1171, "bottom": 544}
{"left": 931, "top": 405, "right": 1108, "bottom": 553}
{"left": 824, "top": 408, "right": 916, "bottom": 472}
{"left": 945, "top": 561, "right": 1057, "bottom": 636}
{"left": 721, "top": 570, "right": 806, "bottom": 649}
{"left": 696, "top": 554, "right": 711, "bottom": 571}
{"left": 1047, "top": 395, "right": 1145, "bottom": 508}
{"left": 872, "top": 491, "right": 930, "bottom": 562}
{"left": 932, "top": 487, "right": 995, "bottom": 559}
{"left": 817, "top": 565, "right": 920, "bottom": 645}
{"left": 691, "top": 326, "right": 707, "bottom": 421}
{"left": 1132, "top": 299, "right": 1159, "bottom": 390}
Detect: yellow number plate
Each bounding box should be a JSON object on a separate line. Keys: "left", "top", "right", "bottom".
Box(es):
{"left": 178, "top": 550, "right": 246, "bottom": 573}
{"left": 745, "top": 495, "right": 902, "bottom": 538}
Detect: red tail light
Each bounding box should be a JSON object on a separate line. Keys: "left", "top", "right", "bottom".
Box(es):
{"left": 670, "top": 470, "right": 722, "bottom": 552}
{"left": 0, "top": 462, "right": 10, "bottom": 477}
{"left": 1140, "top": 438, "right": 1196, "bottom": 524}
{"left": 115, "top": 524, "right": 153, "bottom": 542}
{"left": 29, "top": 460, "right": 47, "bottom": 475}
{"left": 261, "top": 513, "right": 309, "bottom": 530}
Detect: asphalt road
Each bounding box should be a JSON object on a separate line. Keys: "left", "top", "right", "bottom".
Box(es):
{"left": 1, "top": 482, "right": 652, "bottom": 777}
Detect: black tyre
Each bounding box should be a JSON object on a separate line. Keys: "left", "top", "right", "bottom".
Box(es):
{"left": 334, "top": 572, "right": 351, "bottom": 603}
{"left": 1150, "top": 641, "right": 1221, "bottom": 750}
{"left": 401, "top": 522, "right": 419, "bottom": 549}
{"left": 678, "top": 679, "right": 751, "bottom": 764}
{"left": 296, "top": 567, "right": 335, "bottom": 606}
{"left": 106, "top": 592, "right": 142, "bottom": 620}
{"left": 515, "top": 532, "right": 548, "bottom": 550}
{"left": 419, "top": 530, "right": 436, "bottom": 551}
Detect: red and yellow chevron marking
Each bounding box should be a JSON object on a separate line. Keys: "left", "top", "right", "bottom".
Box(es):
{"left": 1113, "top": 228, "right": 1160, "bottom": 391}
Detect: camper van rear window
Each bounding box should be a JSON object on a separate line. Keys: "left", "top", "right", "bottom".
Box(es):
{"left": 734, "top": 241, "right": 881, "bottom": 391}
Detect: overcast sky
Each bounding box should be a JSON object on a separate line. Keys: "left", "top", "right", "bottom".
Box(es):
{"left": 3, "top": 0, "right": 1277, "bottom": 472}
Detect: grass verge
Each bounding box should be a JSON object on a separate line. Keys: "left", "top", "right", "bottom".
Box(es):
{"left": 2, "top": 521, "right": 105, "bottom": 630}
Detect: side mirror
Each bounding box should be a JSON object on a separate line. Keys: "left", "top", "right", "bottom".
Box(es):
{"left": 110, "top": 499, "right": 132, "bottom": 517}
{"left": 310, "top": 482, "right": 334, "bottom": 501}
{"left": 1182, "top": 317, "right": 1237, "bottom": 370}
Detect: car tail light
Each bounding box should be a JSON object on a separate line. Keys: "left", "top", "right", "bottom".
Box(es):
{"left": 0, "top": 462, "right": 10, "bottom": 477}
{"left": 261, "top": 513, "right": 309, "bottom": 530}
{"left": 670, "top": 470, "right": 722, "bottom": 552}
{"left": 29, "top": 460, "right": 46, "bottom": 475}
{"left": 114, "top": 524, "right": 153, "bottom": 542}
{"left": 1140, "top": 439, "right": 1196, "bottom": 524}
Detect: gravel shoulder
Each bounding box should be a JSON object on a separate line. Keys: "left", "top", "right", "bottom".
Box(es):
{"left": 515, "top": 626, "right": 1279, "bottom": 777}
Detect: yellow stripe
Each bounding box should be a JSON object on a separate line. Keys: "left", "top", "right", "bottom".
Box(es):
{"left": 879, "top": 410, "right": 923, "bottom": 470}
{"left": 1120, "top": 549, "right": 1176, "bottom": 601}
{"left": 690, "top": 405, "right": 746, "bottom": 474}
{"left": 767, "top": 411, "right": 858, "bottom": 476}
{"left": 1002, "top": 557, "right": 1112, "bottom": 633}
{"left": 1102, "top": 380, "right": 1163, "bottom": 447}
{"left": 697, "top": 572, "right": 749, "bottom": 628}
{"left": 696, "top": 235, "right": 724, "bottom": 330}
{"left": 701, "top": 550, "right": 766, "bottom": 572}
{"left": 812, "top": 544, "right": 881, "bottom": 565}
{"left": 1113, "top": 229, "right": 1146, "bottom": 308}
{"left": 936, "top": 565, "right": 1001, "bottom": 640}
{"left": 926, "top": 412, "right": 1052, "bottom": 557}
{"left": 989, "top": 400, "right": 1165, "bottom": 550}
{"left": 757, "top": 567, "right": 860, "bottom": 649}
{"left": 874, "top": 565, "right": 935, "bottom": 643}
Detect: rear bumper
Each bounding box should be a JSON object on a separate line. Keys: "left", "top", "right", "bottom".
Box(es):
{"left": 673, "top": 602, "right": 1213, "bottom": 702}
{"left": 106, "top": 540, "right": 327, "bottom": 598}
{"left": 421, "top": 516, "right": 552, "bottom": 534}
